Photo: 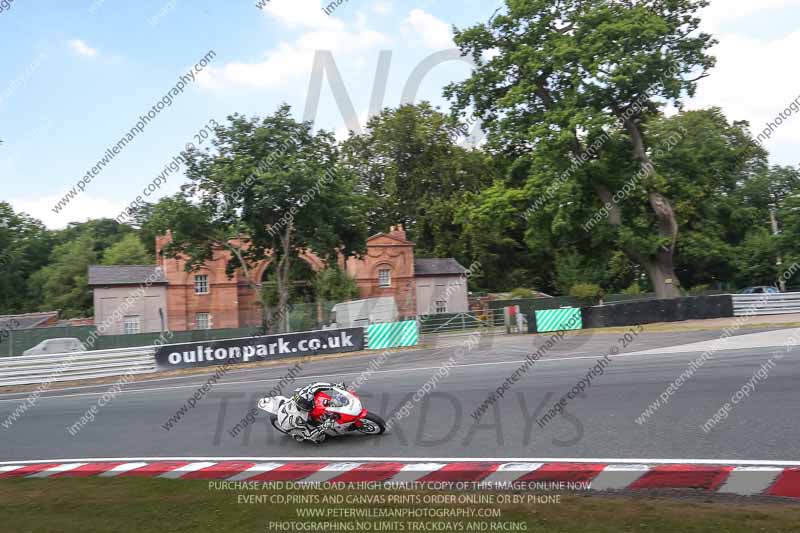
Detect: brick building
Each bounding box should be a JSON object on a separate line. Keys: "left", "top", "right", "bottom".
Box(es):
{"left": 90, "top": 225, "right": 469, "bottom": 333}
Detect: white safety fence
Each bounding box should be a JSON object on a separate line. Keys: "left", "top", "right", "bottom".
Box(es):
{"left": 0, "top": 347, "right": 156, "bottom": 387}
{"left": 732, "top": 292, "right": 800, "bottom": 317}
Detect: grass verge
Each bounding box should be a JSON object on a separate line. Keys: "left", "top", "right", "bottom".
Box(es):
{"left": 1, "top": 479, "right": 799, "bottom": 532}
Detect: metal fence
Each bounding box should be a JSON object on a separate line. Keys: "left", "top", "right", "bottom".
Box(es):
{"left": 417, "top": 309, "right": 510, "bottom": 344}
{"left": 0, "top": 347, "right": 156, "bottom": 387}
{"left": 732, "top": 292, "right": 800, "bottom": 316}
{"left": 0, "top": 310, "right": 505, "bottom": 387}
{"left": 0, "top": 300, "right": 343, "bottom": 358}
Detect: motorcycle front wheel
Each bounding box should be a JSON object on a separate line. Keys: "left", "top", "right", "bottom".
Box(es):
{"left": 357, "top": 413, "right": 386, "bottom": 435}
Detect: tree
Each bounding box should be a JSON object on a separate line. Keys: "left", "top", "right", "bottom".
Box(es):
{"left": 55, "top": 219, "right": 134, "bottom": 255}
{"left": 454, "top": 181, "right": 554, "bottom": 292}
{"left": 341, "top": 102, "right": 495, "bottom": 258}
{"left": 641, "top": 109, "right": 767, "bottom": 289}
{"left": 28, "top": 234, "right": 97, "bottom": 318}
{"left": 102, "top": 233, "right": 152, "bottom": 265}
{"left": 314, "top": 266, "right": 360, "bottom": 303}
{"left": 0, "top": 202, "right": 53, "bottom": 314}
{"left": 764, "top": 166, "right": 800, "bottom": 285}
{"left": 128, "top": 201, "right": 159, "bottom": 257}
{"left": 150, "top": 105, "right": 368, "bottom": 332}
{"left": 446, "top": 0, "right": 717, "bottom": 298}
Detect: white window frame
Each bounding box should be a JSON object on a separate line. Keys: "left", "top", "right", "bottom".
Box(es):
{"left": 196, "top": 312, "right": 211, "bottom": 330}
{"left": 435, "top": 300, "right": 447, "bottom": 314}
{"left": 378, "top": 268, "right": 391, "bottom": 288}
{"left": 194, "top": 274, "right": 209, "bottom": 295}
{"left": 123, "top": 315, "right": 141, "bottom": 335}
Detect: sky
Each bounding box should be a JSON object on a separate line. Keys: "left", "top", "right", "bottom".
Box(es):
{"left": 1, "top": 0, "right": 799, "bottom": 229}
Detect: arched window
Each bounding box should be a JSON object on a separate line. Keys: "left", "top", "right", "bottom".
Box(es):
{"left": 377, "top": 267, "right": 392, "bottom": 288}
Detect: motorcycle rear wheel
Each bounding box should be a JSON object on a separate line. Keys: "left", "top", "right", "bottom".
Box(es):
{"left": 357, "top": 413, "right": 386, "bottom": 435}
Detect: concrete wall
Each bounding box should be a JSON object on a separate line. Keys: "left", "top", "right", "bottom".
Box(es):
{"left": 416, "top": 275, "right": 469, "bottom": 316}
{"left": 93, "top": 285, "right": 168, "bottom": 335}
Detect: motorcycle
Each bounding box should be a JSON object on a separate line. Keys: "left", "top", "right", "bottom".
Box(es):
{"left": 257, "top": 385, "right": 386, "bottom": 443}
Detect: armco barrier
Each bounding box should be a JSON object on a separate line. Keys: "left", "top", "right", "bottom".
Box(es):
{"left": 534, "top": 308, "right": 582, "bottom": 333}
{"left": 366, "top": 320, "right": 418, "bottom": 350}
{"left": 732, "top": 292, "right": 800, "bottom": 316}
{"left": 0, "top": 327, "right": 367, "bottom": 387}
{"left": 0, "top": 347, "right": 156, "bottom": 387}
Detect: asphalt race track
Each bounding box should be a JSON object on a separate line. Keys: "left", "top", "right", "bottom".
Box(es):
{"left": 2, "top": 327, "right": 799, "bottom": 462}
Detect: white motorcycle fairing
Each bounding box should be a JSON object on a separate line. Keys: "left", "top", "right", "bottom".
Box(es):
{"left": 257, "top": 386, "right": 385, "bottom": 443}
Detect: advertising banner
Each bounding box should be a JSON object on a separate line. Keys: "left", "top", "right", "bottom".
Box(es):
{"left": 155, "top": 327, "right": 364, "bottom": 370}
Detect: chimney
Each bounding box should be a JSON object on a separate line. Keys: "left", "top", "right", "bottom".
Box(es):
{"left": 155, "top": 231, "right": 173, "bottom": 269}
{"left": 389, "top": 223, "right": 406, "bottom": 240}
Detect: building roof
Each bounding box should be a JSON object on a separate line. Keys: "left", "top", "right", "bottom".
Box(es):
{"left": 0, "top": 311, "right": 60, "bottom": 330}
{"left": 88, "top": 265, "right": 168, "bottom": 286}
{"left": 414, "top": 258, "right": 468, "bottom": 277}
{"left": 366, "top": 232, "right": 414, "bottom": 245}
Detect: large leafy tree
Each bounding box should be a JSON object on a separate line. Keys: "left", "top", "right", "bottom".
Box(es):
{"left": 638, "top": 108, "right": 767, "bottom": 289}
{"left": 458, "top": 108, "right": 768, "bottom": 293}
{"left": 148, "top": 105, "right": 367, "bottom": 332}
{"left": 101, "top": 233, "right": 152, "bottom": 265}
{"left": 28, "top": 234, "right": 98, "bottom": 318}
{"left": 0, "top": 202, "right": 53, "bottom": 314}
{"left": 446, "top": 0, "right": 717, "bottom": 298}
{"left": 341, "top": 102, "right": 495, "bottom": 258}
{"left": 779, "top": 189, "right": 800, "bottom": 288}
{"left": 740, "top": 165, "right": 800, "bottom": 287}
{"left": 55, "top": 219, "right": 134, "bottom": 256}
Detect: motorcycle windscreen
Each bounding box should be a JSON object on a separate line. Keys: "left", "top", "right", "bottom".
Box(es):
{"left": 326, "top": 390, "right": 351, "bottom": 408}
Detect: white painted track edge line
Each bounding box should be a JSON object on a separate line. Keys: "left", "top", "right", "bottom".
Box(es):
{"left": 0, "top": 348, "right": 769, "bottom": 403}
{"left": 2, "top": 457, "right": 800, "bottom": 466}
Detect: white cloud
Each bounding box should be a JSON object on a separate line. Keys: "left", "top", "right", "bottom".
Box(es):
{"left": 370, "top": 1, "right": 392, "bottom": 16}
{"left": 262, "top": 0, "right": 344, "bottom": 30}
{"left": 67, "top": 39, "right": 97, "bottom": 58}
{"left": 700, "top": 0, "right": 800, "bottom": 32}
{"left": 11, "top": 195, "right": 127, "bottom": 229}
{"left": 688, "top": 27, "right": 800, "bottom": 147}
{"left": 198, "top": 25, "right": 388, "bottom": 90}
{"left": 402, "top": 9, "right": 454, "bottom": 49}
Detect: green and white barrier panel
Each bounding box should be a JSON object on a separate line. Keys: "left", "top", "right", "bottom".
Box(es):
{"left": 534, "top": 307, "right": 582, "bottom": 333}
{"left": 366, "top": 320, "right": 418, "bottom": 350}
